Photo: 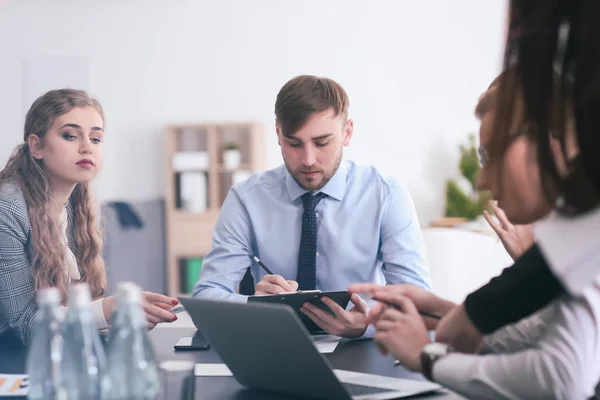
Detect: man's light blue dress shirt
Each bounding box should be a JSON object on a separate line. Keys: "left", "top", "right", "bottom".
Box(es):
{"left": 193, "top": 160, "right": 431, "bottom": 302}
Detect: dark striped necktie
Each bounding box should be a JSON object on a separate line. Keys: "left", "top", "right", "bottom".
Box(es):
{"left": 296, "top": 192, "right": 326, "bottom": 290}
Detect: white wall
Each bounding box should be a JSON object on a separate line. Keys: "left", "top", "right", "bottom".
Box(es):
{"left": 0, "top": 0, "right": 507, "bottom": 225}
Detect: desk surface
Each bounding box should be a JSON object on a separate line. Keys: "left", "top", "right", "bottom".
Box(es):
{"left": 0, "top": 324, "right": 465, "bottom": 400}
{"left": 149, "top": 326, "right": 465, "bottom": 400}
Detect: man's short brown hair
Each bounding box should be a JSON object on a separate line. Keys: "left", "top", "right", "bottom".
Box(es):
{"left": 275, "top": 75, "right": 349, "bottom": 137}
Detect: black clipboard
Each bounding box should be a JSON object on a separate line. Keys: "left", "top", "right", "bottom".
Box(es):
{"left": 247, "top": 290, "right": 351, "bottom": 334}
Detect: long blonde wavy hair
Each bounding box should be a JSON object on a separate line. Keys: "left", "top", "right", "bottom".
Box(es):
{"left": 0, "top": 89, "right": 107, "bottom": 299}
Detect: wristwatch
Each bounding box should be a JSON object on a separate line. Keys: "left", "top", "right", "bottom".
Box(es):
{"left": 420, "top": 342, "right": 454, "bottom": 381}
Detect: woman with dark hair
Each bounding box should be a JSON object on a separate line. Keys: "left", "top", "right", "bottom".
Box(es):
{"left": 352, "top": 70, "right": 600, "bottom": 399}
{"left": 458, "top": 0, "right": 600, "bottom": 340}
{"left": 350, "top": 0, "right": 600, "bottom": 397}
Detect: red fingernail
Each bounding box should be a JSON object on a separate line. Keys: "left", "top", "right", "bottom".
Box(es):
{"left": 172, "top": 299, "right": 179, "bottom": 305}
{"left": 173, "top": 315, "right": 178, "bottom": 321}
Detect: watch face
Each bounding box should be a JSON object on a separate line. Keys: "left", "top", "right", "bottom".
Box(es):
{"left": 425, "top": 342, "right": 450, "bottom": 356}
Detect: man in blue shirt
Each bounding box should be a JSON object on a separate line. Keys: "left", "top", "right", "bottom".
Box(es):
{"left": 193, "top": 75, "right": 431, "bottom": 338}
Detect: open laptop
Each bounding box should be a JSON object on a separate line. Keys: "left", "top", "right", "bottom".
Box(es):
{"left": 178, "top": 297, "right": 441, "bottom": 400}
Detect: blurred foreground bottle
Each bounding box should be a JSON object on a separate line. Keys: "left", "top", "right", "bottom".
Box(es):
{"left": 102, "top": 282, "right": 159, "bottom": 400}
{"left": 26, "top": 287, "right": 64, "bottom": 400}
{"left": 60, "top": 283, "right": 106, "bottom": 400}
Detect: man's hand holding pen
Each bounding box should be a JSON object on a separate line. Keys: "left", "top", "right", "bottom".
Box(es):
{"left": 255, "top": 274, "right": 299, "bottom": 295}
{"left": 253, "top": 255, "right": 299, "bottom": 295}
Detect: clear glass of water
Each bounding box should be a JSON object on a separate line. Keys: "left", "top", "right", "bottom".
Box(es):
{"left": 158, "top": 360, "right": 195, "bottom": 400}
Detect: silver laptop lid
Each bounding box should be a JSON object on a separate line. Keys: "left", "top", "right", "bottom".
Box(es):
{"left": 179, "top": 297, "right": 352, "bottom": 399}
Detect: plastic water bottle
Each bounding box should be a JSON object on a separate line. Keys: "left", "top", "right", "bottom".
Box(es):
{"left": 60, "top": 283, "right": 106, "bottom": 400}
{"left": 26, "top": 287, "right": 64, "bottom": 400}
{"left": 102, "top": 282, "right": 159, "bottom": 400}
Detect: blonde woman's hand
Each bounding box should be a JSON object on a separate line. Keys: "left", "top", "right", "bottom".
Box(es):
{"left": 484, "top": 200, "right": 534, "bottom": 260}
{"left": 102, "top": 292, "right": 179, "bottom": 329}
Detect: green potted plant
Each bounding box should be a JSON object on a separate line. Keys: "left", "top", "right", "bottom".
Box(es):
{"left": 438, "top": 134, "right": 490, "bottom": 226}
{"left": 223, "top": 142, "right": 241, "bottom": 170}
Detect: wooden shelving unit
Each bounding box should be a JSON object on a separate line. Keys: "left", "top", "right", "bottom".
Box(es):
{"left": 164, "top": 122, "right": 264, "bottom": 297}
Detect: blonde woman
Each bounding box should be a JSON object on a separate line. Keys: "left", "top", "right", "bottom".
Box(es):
{"left": 0, "top": 89, "right": 177, "bottom": 345}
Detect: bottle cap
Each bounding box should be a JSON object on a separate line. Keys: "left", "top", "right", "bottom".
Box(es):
{"left": 117, "top": 281, "right": 143, "bottom": 304}
{"left": 68, "top": 283, "right": 92, "bottom": 308}
{"left": 37, "top": 287, "right": 61, "bottom": 306}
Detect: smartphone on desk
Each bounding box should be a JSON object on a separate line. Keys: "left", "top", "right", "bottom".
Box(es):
{"left": 174, "top": 330, "right": 210, "bottom": 351}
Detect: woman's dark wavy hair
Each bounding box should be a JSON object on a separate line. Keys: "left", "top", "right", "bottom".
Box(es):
{"left": 490, "top": 0, "right": 600, "bottom": 215}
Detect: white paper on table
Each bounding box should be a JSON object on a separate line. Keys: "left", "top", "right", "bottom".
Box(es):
{"left": 311, "top": 334, "right": 342, "bottom": 353}
{"left": 0, "top": 374, "right": 29, "bottom": 396}
{"left": 334, "top": 369, "right": 442, "bottom": 393}
{"left": 194, "top": 364, "right": 233, "bottom": 377}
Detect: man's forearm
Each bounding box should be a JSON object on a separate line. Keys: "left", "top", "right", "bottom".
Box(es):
{"left": 192, "top": 280, "right": 249, "bottom": 303}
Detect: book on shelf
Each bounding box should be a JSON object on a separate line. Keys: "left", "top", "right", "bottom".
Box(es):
{"left": 179, "top": 258, "right": 203, "bottom": 294}
{"left": 176, "top": 171, "right": 208, "bottom": 213}
{"left": 172, "top": 151, "right": 209, "bottom": 171}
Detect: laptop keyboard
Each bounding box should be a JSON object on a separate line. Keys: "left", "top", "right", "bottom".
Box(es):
{"left": 342, "top": 382, "right": 396, "bottom": 396}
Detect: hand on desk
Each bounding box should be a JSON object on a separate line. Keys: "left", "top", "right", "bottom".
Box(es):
{"left": 255, "top": 275, "right": 299, "bottom": 295}
{"left": 300, "top": 293, "right": 369, "bottom": 338}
